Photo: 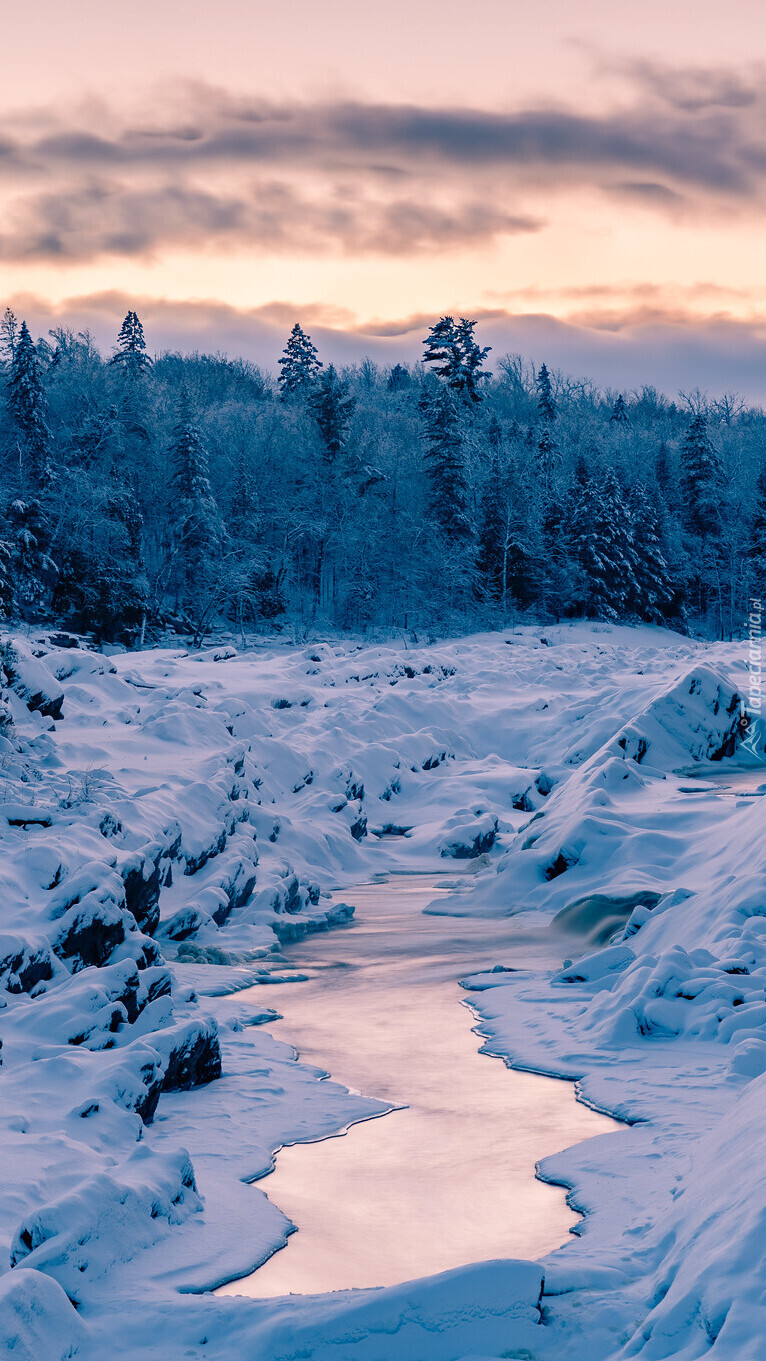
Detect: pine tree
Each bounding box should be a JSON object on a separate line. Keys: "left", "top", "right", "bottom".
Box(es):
{"left": 387, "top": 363, "right": 410, "bottom": 393}
{"left": 0, "top": 537, "right": 12, "bottom": 617}
{"left": 110, "top": 311, "right": 151, "bottom": 378}
{"left": 536, "top": 363, "right": 556, "bottom": 421}
{"left": 8, "top": 321, "right": 52, "bottom": 488}
{"left": 476, "top": 436, "right": 506, "bottom": 601}
{"left": 169, "top": 401, "right": 225, "bottom": 605}
{"left": 278, "top": 324, "right": 322, "bottom": 399}
{"left": 680, "top": 413, "right": 720, "bottom": 538}
{"left": 5, "top": 498, "right": 57, "bottom": 616}
{"left": 422, "top": 316, "right": 490, "bottom": 402}
{"left": 629, "top": 481, "right": 675, "bottom": 622}
{"left": 0, "top": 307, "right": 18, "bottom": 370}
{"left": 610, "top": 394, "right": 629, "bottom": 424}
{"left": 309, "top": 365, "right": 355, "bottom": 462}
{"left": 656, "top": 441, "right": 672, "bottom": 493}
{"left": 748, "top": 462, "right": 766, "bottom": 598}
{"left": 421, "top": 386, "right": 472, "bottom": 541}
{"left": 571, "top": 470, "right": 638, "bottom": 620}
{"left": 53, "top": 480, "right": 147, "bottom": 641}
{"left": 537, "top": 427, "right": 559, "bottom": 482}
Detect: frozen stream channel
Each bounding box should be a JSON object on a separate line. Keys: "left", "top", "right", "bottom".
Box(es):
{"left": 218, "top": 871, "right": 619, "bottom": 1297}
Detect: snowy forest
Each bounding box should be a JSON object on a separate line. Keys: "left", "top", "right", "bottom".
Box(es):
{"left": 1, "top": 305, "right": 764, "bottom": 645}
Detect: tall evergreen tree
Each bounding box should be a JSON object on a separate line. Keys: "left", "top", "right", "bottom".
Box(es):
{"left": 629, "top": 481, "right": 675, "bottom": 622}
{"left": 110, "top": 311, "right": 151, "bottom": 378}
{"left": 8, "top": 321, "right": 52, "bottom": 488}
{"left": 421, "top": 386, "right": 472, "bottom": 541}
{"left": 169, "top": 401, "right": 225, "bottom": 606}
{"left": 571, "top": 470, "right": 638, "bottom": 620}
{"left": 610, "top": 394, "right": 629, "bottom": 424}
{"left": 680, "top": 413, "right": 721, "bottom": 538}
{"left": 309, "top": 365, "right": 355, "bottom": 462}
{"left": 386, "top": 363, "right": 410, "bottom": 393}
{"left": 476, "top": 433, "right": 506, "bottom": 601}
{"left": 5, "top": 498, "right": 57, "bottom": 616}
{"left": 656, "top": 441, "right": 672, "bottom": 493}
{"left": 0, "top": 307, "right": 18, "bottom": 370}
{"left": 536, "top": 427, "right": 559, "bottom": 482}
{"left": 422, "top": 316, "right": 490, "bottom": 402}
{"left": 536, "top": 362, "right": 556, "bottom": 421}
{"left": 747, "top": 462, "right": 766, "bottom": 598}
{"left": 278, "top": 324, "right": 322, "bottom": 399}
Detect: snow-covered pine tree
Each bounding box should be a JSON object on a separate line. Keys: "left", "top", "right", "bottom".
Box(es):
{"left": 5, "top": 498, "right": 58, "bottom": 616}
{"left": 536, "top": 362, "right": 556, "bottom": 421}
{"left": 571, "top": 470, "right": 638, "bottom": 620}
{"left": 421, "top": 385, "right": 472, "bottom": 542}
{"left": 610, "top": 394, "right": 629, "bottom": 424}
{"left": 454, "top": 317, "right": 491, "bottom": 402}
{"left": 169, "top": 400, "right": 225, "bottom": 608}
{"left": 110, "top": 311, "right": 152, "bottom": 378}
{"left": 386, "top": 363, "right": 410, "bottom": 393}
{"left": 0, "top": 537, "right": 12, "bottom": 617}
{"left": 747, "top": 461, "right": 766, "bottom": 598}
{"left": 53, "top": 478, "right": 148, "bottom": 641}
{"left": 278, "top": 324, "right": 322, "bottom": 399}
{"left": 629, "top": 481, "right": 676, "bottom": 622}
{"left": 422, "top": 316, "right": 458, "bottom": 384}
{"left": 0, "top": 307, "right": 18, "bottom": 370}
{"left": 476, "top": 423, "right": 506, "bottom": 601}
{"left": 680, "top": 412, "right": 721, "bottom": 538}
{"left": 536, "top": 427, "right": 560, "bottom": 482}
{"left": 656, "top": 441, "right": 672, "bottom": 493}
{"left": 8, "top": 321, "right": 53, "bottom": 488}
{"left": 422, "top": 316, "right": 490, "bottom": 402}
{"left": 309, "top": 365, "right": 355, "bottom": 462}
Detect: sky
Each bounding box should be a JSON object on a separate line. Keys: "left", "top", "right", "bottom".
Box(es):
{"left": 5, "top": 0, "right": 766, "bottom": 395}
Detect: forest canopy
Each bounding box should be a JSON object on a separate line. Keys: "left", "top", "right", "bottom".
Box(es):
{"left": 0, "top": 306, "right": 763, "bottom": 644}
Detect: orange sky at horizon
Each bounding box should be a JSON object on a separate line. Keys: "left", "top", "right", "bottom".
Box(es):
{"left": 3, "top": 0, "right": 766, "bottom": 376}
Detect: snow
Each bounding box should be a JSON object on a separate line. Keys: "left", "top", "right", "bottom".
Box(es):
{"left": 0, "top": 621, "right": 763, "bottom": 1359}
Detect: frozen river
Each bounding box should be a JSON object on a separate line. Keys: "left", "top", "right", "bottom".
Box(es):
{"left": 218, "top": 870, "right": 619, "bottom": 1297}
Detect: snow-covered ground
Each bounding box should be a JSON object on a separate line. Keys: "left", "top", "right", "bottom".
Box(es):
{"left": 0, "top": 622, "right": 763, "bottom": 1360}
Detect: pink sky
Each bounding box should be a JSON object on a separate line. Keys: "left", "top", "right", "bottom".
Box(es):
{"left": 4, "top": 0, "right": 766, "bottom": 394}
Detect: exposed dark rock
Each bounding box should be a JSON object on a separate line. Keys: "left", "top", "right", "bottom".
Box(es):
{"left": 159, "top": 906, "right": 216, "bottom": 942}
{"left": 157, "top": 1018, "right": 222, "bottom": 1093}
{"left": 1, "top": 644, "right": 64, "bottom": 719}
{"left": 440, "top": 817, "right": 498, "bottom": 859}
{"left": 0, "top": 942, "right": 54, "bottom": 994}
{"left": 52, "top": 900, "right": 128, "bottom": 971}
{"left": 349, "top": 806, "right": 368, "bottom": 841}
{"left": 182, "top": 827, "right": 228, "bottom": 876}
{"left": 121, "top": 849, "right": 163, "bottom": 935}
{"left": 0, "top": 804, "right": 53, "bottom": 827}
{"left": 47, "top": 632, "right": 81, "bottom": 649}
{"left": 134, "top": 1058, "right": 165, "bottom": 1124}
{"left": 544, "top": 849, "right": 579, "bottom": 881}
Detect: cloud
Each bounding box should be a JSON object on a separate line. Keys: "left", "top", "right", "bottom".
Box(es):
{"left": 0, "top": 177, "right": 541, "bottom": 262}
{"left": 2, "top": 71, "right": 766, "bottom": 262}
{"left": 10, "top": 289, "right": 766, "bottom": 404}
{"left": 619, "top": 59, "right": 759, "bottom": 113}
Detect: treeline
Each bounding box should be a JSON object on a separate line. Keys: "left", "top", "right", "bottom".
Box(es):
{"left": 0, "top": 305, "right": 764, "bottom": 644}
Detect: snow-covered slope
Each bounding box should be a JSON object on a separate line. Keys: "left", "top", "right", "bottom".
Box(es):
{"left": 0, "top": 622, "right": 762, "bottom": 1361}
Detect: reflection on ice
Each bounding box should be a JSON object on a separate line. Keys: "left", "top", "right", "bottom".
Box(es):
{"left": 218, "top": 874, "right": 619, "bottom": 1298}
{"left": 676, "top": 761, "right": 766, "bottom": 796}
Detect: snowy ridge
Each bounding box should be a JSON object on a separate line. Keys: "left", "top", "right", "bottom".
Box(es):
{"left": 0, "top": 622, "right": 762, "bottom": 1360}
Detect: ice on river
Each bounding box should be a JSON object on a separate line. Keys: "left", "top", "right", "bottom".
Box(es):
{"left": 0, "top": 621, "right": 764, "bottom": 1361}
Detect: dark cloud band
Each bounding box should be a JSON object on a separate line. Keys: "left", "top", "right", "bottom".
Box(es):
{"left": 1, "top": 69, "right": 765, "bottom": 262}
